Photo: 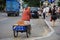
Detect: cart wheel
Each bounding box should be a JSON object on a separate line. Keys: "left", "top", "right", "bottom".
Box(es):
{"left": 13, "top": 31, "right": 18, "bottom": 37}
{"left": 28, "top": 25, "right": 31, "bottom": 35}
{"left": 26, "top": 29, "right": 30, "bottom": 38}
{"left": 26, "top": 31, "right": 29, "bottom": 38}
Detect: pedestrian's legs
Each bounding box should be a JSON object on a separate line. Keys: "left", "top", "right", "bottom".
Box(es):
{"left": 27, "top": 25, "right": 31, "bottom": 34}
{"left": 46, "top": 12, "right": 50, "bottom": 16}
{"left": 49, "top": 13, "right": 51, "bottom": 16}
{"left": 27, "top": 25, "right": 31, "bottom": 35}
{"left": 52, "top": 20, "right": 55, "bottom": 27}
{"left": 43, "top": 13, "right": 45, "bottom": 19}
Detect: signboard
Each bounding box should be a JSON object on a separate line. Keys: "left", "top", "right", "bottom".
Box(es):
{"left": 6, "top": 0, "right": 17, "bottom": 1}
{"left": 48, "top": 0, "right": 55, "bottom": 3}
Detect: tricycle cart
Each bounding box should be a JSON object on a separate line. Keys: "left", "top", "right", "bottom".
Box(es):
{"left": 12, "top": 24, "right": 31, "bottom": 38}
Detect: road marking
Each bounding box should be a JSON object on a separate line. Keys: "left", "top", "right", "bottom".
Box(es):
{"left": 0, "top": 18, "right": 8, "bottom": 22}
{"left": 44, "top": 20, "right": 54, "bottom": 32}
{"left": 42, "top": 27, "right": 49, "bottom": 36}
{"left": 29, "top": 19, "right": 55, "bottom": 40}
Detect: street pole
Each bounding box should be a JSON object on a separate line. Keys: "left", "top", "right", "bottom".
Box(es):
{"left": 21, "top": 0, "right": 22, "bottom": 9}
{"left": 20, "top": 0, "right": 23, "bottom": 11}
{"left": 40, "top": 1, "right": 41, "bottom": 7}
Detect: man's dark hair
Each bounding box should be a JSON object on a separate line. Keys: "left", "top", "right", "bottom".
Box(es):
{"left": 53, "top": 5, "right": 56, "bottom": 8}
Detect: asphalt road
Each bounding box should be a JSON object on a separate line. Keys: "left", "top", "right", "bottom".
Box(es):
{"left": 0, "top": 13, "right": 51, "bottom": 40}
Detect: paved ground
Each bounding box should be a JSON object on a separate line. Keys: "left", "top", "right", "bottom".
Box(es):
{"left": 0, "top": 13, "right": 60, "bottom": 40}
{"left": 0, "top": 13, "right": 51, "bottom": 40}
{"left": 35, "top": 16, "right": 60, "bottom": 40}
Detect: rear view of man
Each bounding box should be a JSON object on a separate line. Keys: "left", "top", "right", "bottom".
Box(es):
{"left": 21, "top": 6, "right": 31, "bottom": 34}
{"left": 21, "top": 7, "right": 31, "bottom": 21}
{"left": 13, "top": 6, "right": 31, "bottom": 35}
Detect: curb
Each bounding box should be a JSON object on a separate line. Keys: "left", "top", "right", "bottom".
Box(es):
{"left": 44, "top": 19, "right": 54, "bottom": 36}
{"left": 32, "top": 19, "right": 55, "bottom": 40}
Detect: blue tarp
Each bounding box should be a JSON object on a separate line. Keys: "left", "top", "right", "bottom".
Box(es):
{"left": 13, "top": 26, "right": 27, "bottom": 31}
{"left": 12, "top": 1, "right": 20, "bottom": 11}
{"left": 6, "top": 1, "right": 11, "bottom": 11}
{"left": 48, "top": 0, "right": 55, "bottom": 3}
{"left": 6, "top": 0, "right": 17, "bottom": 1}
{"left": 6, "top": 0, "right": 20, "bottom": 12}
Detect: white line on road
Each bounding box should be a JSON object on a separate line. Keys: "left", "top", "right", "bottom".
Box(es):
{"left": 44, "top": 19, "right": 54, "bottom": 33}
{"left": 30, "top": 19, "right": 55, "bottom": 40}
{"left": 0, "top": 18, "right": 8, "bottom": 22}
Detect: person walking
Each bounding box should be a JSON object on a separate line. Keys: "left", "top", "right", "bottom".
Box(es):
{"left": 45, "top": 6, "right": 49, "bottom": 17}
{"left": 43, "top": 7, "right": 46, "bottom": 19}
{"left": 51, "top": 5, "right": 57, "bottom": 27}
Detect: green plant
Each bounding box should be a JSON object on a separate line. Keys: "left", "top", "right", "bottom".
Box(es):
{"left": 23, "top": 0, "right": 40, "bottom": 7}
{"left": 58, "top": 0, "right": 60, "bottom": 6}
{"left": 0, "top": 0, "right": 6, "bottom": 11}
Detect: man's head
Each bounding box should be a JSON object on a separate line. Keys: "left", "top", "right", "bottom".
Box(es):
{"left": 24, "top": 4, "right": 28, "bottom": 9}
{"left": 25, "top": 6, "right": 30, "bottom": 10}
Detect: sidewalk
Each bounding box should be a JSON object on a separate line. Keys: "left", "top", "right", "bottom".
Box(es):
{"left": 35, "top": 16, "right": 60, "bottom": 40}
{"left": 46, "top": 16, "right": 60, "bottom": 35}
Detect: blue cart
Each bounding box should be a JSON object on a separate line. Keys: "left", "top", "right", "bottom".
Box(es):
{"left": 12, "top": 25, "right": 31, "bottom": 38}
